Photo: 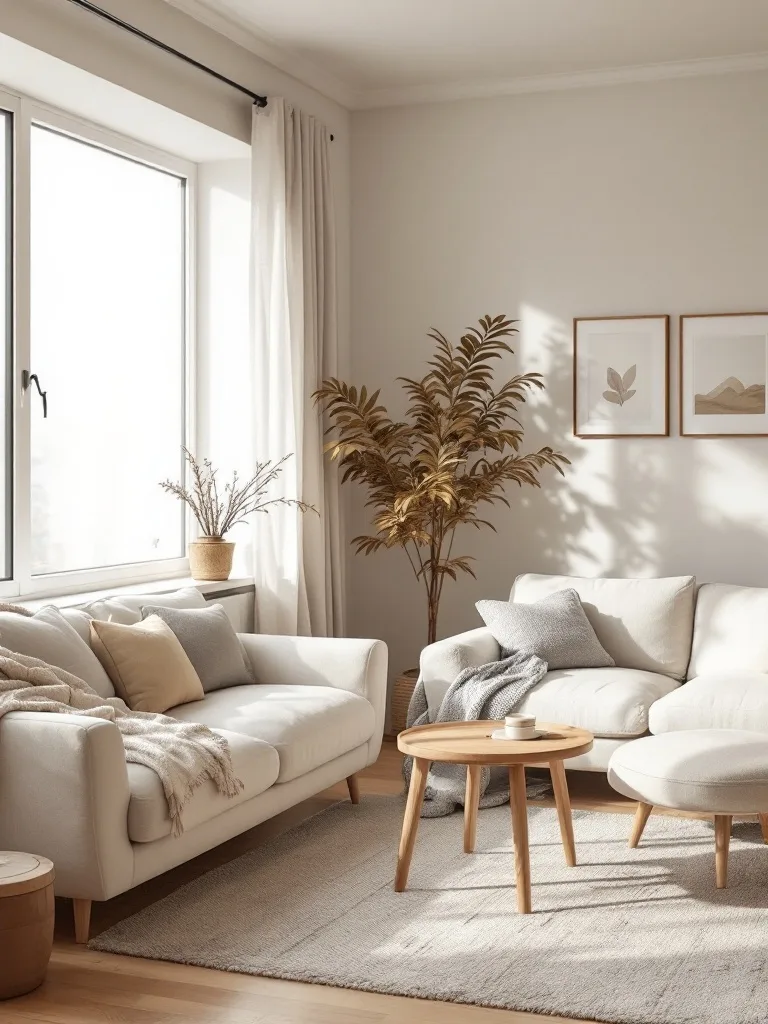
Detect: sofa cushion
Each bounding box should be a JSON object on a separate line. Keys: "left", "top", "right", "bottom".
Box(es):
{"left": 687, "top": 583, "right": 768, "bottom": 679}
{"left": 477, "top": 589, "right": 614, "bottom": 669}
{"left": 90, "top": 615, "right": 204, "bottom": 713}
{"left": 167, "top": 684, "right": 376, "bottom": 783}
{"left": 142, "top": 603, "right": 253, "bottom": 692}
{"left": 515, "top": 666, "right": 680, "bottom": 738}
{"left": 0, "top": 605, "right": 115, "bottom": 697}
{"left": 649, "top": 673, "right": 768, "bottom": 734}
{"left": 127, "top": 728, "right": 279, "bottom": 842}
{"left": 511, "top": 573, "right": 696, "bottom": 680}
{"left": 83, "top": 586, "right": 207, "bottom": 626}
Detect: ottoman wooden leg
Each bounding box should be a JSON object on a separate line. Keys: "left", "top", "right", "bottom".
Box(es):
{"left": 395, "top": 757, "right": 430, "bottom": 892}
{"left": 629, "top": 802, "right": 653, "bottom": 848}
{"left": 714, "top": 815, "right": 732, "bottom": 889}
{"left": 463, "top": 765, "right": 481, "bottom": 853}
{"left": 759, "top": 813, "right": 768, "bottom": 844}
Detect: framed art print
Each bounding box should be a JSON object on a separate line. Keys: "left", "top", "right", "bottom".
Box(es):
{"left": 573, "top": 315, "right": 669, "bottom": 438}
{"left": 680, "top": 313, "right": 768, "bottom": 437}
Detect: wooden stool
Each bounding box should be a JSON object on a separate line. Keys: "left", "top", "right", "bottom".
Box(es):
{"left": 0, "top": 851, "right": 55, "bottom": 999}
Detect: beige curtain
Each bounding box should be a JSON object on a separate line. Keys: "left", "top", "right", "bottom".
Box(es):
{"left": 250, "top": 98, "right": 344, "bottom": 638}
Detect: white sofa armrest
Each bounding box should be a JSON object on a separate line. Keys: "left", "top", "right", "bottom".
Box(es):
{"left": 420, "top": 627, "right": 501, "bottom": 720}
{"left": 238, "top": 634, "right": 388, "bottom": 764}
{"left": 0, "top": 712, "right": 133, "bottom": 901}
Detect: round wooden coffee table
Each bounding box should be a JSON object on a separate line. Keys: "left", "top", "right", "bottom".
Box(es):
{"left": 396, "top": 721, "right": 593, "bottom": 913}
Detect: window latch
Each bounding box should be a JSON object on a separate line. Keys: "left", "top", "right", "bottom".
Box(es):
{"left": 22, "top": 371, "right": 48, "bottom": 418}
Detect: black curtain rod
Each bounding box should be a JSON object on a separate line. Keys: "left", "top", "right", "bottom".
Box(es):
{"left": 66, "top": 0, "right": 268, "bottom": 107}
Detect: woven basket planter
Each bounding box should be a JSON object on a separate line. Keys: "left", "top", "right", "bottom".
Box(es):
{"left": 188, "top": 538, "right": 235, "bottom": 582}
{"left": 390, "top": 668, "right": 419, "bottom": 736}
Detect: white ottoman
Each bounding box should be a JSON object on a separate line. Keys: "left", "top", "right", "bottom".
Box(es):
{"left": 608, "top": 729, "right": 768, "bottom": 888}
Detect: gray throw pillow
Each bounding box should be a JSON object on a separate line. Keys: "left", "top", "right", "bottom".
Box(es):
{"left": 141, "top": 603, "right": 253, "bottom": 692}
{"left": 476, "top": 588, "right": 614, "bottom": 670}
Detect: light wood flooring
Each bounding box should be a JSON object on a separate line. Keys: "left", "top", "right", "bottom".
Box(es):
{"left": 5, "top": 741, "right": 658, "bottom": 1024}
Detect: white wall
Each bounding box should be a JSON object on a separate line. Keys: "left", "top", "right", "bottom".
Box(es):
{"left": 350, "top": 70, "right": 768, "bottom": 684}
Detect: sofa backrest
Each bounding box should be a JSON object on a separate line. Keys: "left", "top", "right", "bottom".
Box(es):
{"left": 688, "top": 583, "right": 768, "bottom": 679}
{"left": 510, "top": 573, "right": 696, "bottom": 680}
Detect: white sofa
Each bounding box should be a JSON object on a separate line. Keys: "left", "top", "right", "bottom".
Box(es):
{"left": 0, "top": 592, "right": 387, "bottom": 942}
{"left": 422, "top": 573, "right": 768, "bottom": 771}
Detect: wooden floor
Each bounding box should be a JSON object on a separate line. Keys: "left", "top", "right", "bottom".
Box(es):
{"left": 6, "top": 741, "right": 648, "bottom": 1024}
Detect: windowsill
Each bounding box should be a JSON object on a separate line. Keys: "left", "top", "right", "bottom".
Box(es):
{"left": 18, "top": 576, "right": 255, "bottom": 613}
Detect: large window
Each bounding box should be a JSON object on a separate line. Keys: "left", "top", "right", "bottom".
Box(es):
{"left": 0, "top": 95, "right": 194, "bottom": 596}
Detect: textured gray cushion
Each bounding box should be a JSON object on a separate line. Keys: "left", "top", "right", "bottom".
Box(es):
{"left": 141, "top": 603, "right": 253, "bottom": 693}
{"left": 476, "top": 588, "right": 615, "bottom": 670}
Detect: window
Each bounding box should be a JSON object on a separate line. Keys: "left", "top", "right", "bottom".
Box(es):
{"left": 0, "top": 95, "right": 194, "bottom": 596}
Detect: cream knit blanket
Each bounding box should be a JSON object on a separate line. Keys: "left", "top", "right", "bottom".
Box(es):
{"left": 0, "top": 646, "right": 243, "bottom": 836}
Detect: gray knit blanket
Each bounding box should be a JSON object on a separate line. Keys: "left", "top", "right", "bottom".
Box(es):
{"left": 0, "top": 646, "right": 243, "bottom": 836}
{"left": 404, "top": 649, "right": 550, "bottom": 817}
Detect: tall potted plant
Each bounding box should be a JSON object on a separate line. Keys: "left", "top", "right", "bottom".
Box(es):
{"left": 161, "top": 448, "right": 315, "bottom": 582}
{"left": 315, "top": 315, "right": 568, "bottom": 726}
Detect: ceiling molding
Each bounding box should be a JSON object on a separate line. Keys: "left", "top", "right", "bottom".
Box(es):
{"left": 354, "top": 50, "right": 768, "bottom": 109}
{"left": 159, "top": 0, "right": 356, "bottom": 108}
{"left": 157, "top": 4, "right": 768, "bottom": 111}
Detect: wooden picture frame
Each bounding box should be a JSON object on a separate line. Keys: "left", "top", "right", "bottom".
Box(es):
{"left": 573, "top": 315, "right": 670, "bottom": 438}
{"left": 680, "top": 312, "right": 768, "bottom": 437}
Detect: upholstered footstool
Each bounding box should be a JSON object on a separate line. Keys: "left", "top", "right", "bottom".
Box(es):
{"left": 608, "top": 730, "right": 768, "bottom": 888}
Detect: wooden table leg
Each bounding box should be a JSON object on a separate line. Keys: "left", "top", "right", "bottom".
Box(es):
{"left": 508, "top": 764, "right": 532, "bottom": 913}
{"left": 550, "top": 759, "right": 577, "bottom": 867}
{"left": 715, "top": 815, "right": 732, "bottom": 889}
{"left": 395, "top": 757, "right": 430, "bottom": 892}
{"left": 463, "top": 765, "right": 481, "bottom": 853}
{"left": 629, "top": 802, "right": 653, "bottom": 849}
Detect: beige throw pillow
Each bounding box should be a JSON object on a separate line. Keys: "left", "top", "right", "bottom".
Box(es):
{"left": 90, "top": 615, "right": 204, "bottom": 714}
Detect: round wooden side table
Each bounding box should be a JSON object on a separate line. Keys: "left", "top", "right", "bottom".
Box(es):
{"left": 0, "top": 851, "right": 55, "bottom": 1000}
{"left": 396, "top": 721, "right": 593, "bottom": 913}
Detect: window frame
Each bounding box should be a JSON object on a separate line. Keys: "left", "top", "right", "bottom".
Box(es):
{"left": 0, "top": 88, "right": 197, "bottom": 599}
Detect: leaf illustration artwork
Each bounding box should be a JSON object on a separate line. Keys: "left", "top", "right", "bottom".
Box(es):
{"left": 603, "top": 364, "right": 637, "bottom": 406}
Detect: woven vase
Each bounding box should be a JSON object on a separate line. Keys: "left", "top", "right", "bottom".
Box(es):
{"left": 390, "top": 668, "right": 419, "bottom": 736}
{"left": 188, "top": 537, "right": 235, "bottom": 582}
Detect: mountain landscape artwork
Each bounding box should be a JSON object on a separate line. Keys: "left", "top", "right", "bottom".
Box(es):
{"left": 694, "top": 376, "right": 766, "bottom": 415}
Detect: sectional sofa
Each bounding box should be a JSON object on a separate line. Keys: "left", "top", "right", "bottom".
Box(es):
{"left": 421, "top": 573, "right": 768, "bottom": 770}
{"left": 0, "top": 588, "right": 387, "bottom": 942}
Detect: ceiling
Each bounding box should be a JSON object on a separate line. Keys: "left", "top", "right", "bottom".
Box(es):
{"left": 163, "top": 0, "right": 768, "bottom": 108}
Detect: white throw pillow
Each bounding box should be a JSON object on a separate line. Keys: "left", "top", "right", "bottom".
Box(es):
{"left": 82, "top": 586, "right": 207, "bottom": 626}
{"left": 59, "top": 606, "right": 95, "bottom": 645}
{"left": 0, "top": 605, "right": 114, "bottom": 697}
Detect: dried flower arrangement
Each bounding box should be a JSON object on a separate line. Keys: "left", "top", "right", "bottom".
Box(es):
{"left": 161, "top": 448, "right": 315, "bottom": 581}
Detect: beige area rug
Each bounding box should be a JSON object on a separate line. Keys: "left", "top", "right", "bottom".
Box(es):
{"left": 91, "top": 796, "right": 768, "bottom": 1024}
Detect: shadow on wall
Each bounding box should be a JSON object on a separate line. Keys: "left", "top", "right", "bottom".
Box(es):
{"left": 347, "top": 305, "right": 768, "bottom": 688}
{"left": 516, "top": 309, "right": 768, "bottom": 589}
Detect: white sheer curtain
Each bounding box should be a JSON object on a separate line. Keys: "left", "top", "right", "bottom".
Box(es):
{"left": 250, "top": 98, "right": 344, "bottom": 637}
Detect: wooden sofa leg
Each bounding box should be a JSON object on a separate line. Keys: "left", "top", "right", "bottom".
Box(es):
{"left": 629, "top": 802, "right": 653, "bottom": 848}
{"left": 347, "top": 774, "right": 360, "bottom": 804}
{"left": 73, "top": 899, "right": 92, "bottom": 944}
{"left": 715, "top": 815, "right": 732, "bottom": 889}
{"left": 759, "top": 813, "right": 768, "bottom": 844}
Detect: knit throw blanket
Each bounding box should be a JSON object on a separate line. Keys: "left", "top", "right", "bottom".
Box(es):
{"left": 0, "top": 646, "right": 243, "bottom": 836}
{"left": 403, "top": 649, "right": 550, "bottom": 817}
